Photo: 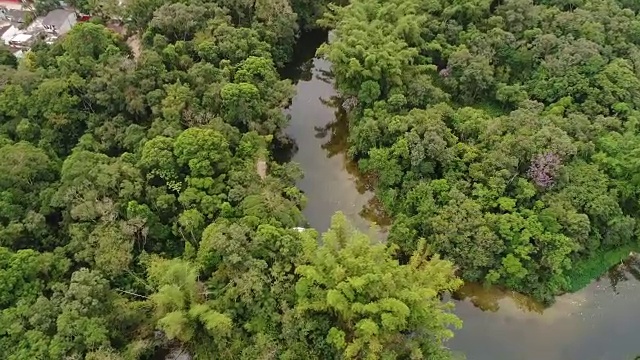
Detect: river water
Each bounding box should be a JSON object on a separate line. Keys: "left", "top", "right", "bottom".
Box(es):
{"left": 281, "top": 32, "right": 640, "bottom": 360}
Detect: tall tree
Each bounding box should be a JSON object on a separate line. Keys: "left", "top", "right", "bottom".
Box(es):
{"left": 295, "top": 212, "right": 462, "bottom": 360}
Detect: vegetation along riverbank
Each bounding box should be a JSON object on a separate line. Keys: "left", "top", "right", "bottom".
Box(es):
{"left": 0, "top": 0, "right": 463, "bottom": 359}
{"left": 321, "top": 0, "right": 640, "bottom": 303}
{"left": 3, "top": 0, "right": 640, "bottom": 358}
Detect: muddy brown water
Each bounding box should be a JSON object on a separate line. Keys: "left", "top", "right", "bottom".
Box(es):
{"left": 281, "top": 31, "right": 640, "bottom": 360}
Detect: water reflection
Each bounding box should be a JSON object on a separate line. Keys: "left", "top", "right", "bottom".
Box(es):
{"left": 279, "top": 31, "right": 390, "bottom": 234}
{"left": 278, "top": 29, "right": 327, "bottom": 83}
{"left": 281, "top": 29, "right": 640, "bottom": 360}
{"left": 452, "top": 256, "right": 640, "bottom": 315}
{"left": 359, "top": 197, "right": 392, "bottom": 227}
{"left": 273, "top": 32, "right": 327, "bottom": 165}
{"left": 450, "top": 255, "right": 640, "bottom": 360}
{"left": 312, "top": 95, "right": 391, "bottom": 227}
{"left": 313, "top": 96, "right": 367, "bottom": 191}
{"left": 606, "top": 254, "right": 640, "bottom": 294}
{"left": 314, "top": 66, "right": 334, "bottom": 84}
{"left": 453, "top": 282, "right": 545, "bottom": 314}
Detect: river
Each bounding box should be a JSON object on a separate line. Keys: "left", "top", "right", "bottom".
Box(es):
{"left": 281, "top": 31, "right": 640, "bottom": 360}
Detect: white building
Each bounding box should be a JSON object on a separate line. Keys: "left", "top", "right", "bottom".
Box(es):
{"left": 11, "top": 48, "right": 23, "bottom": 59}
{"left": 7, "top": 32, "right": 31, "bottom": 47}
{"left": 0, "top": 24, "right": 18, "bottom": 45}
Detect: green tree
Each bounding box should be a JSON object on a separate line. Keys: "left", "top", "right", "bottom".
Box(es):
{"left": 295, "top": 212, "right": 462, "bottom": 360}
{"left": 0, "top": 46, "right": 17, "bottom": 68}
{"left": 148, "top": 3, "right": 210, "bottom": 42}
{"left": 146, "top": 257, "right": 233, "bottom": 348}
{"left": 324, "top": 0, "right": 640, "bottom": 303}
{"left": 317, "top": 0, "right": 425, "bottom": 98}
{"left": 33, "top": 0, "right": 61, "bottom": 15}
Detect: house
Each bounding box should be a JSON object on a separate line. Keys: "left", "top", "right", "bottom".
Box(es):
{"left": 0, "top": 23, "right": 18, "bottom": 44}
{"left": 0, "top": 8, "right": 29, "bottom": 24}
{"left": 42, "top": 9, "right": 75, "bottom": 35}
{"left": 0, "top": 0, "right": 26, "bottom": 10}
{"left": 10, "top": 47, "right": 23, "bottom": 58}
{"left": 7, "top": 31, "right": 32, "bottom": 47}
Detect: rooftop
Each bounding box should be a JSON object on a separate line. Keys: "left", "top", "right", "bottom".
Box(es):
{"left": 4, "top": 9, "right": 28, "bottom": 23}
{"left": 0, "top": 24, "right": 11, "bottom": 36}
{"left": 42, "top": 9, "right": 73, "bottom": 27}
{"left": 10, "top": 32, "right": 31, "bottom": 42}
{"left": 11, "top": 48, "right": 23, "bottom": 58}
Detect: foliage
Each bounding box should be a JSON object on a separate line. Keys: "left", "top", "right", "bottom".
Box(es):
{"left": 295, "top": 212, "right": 462, "bottom": 360}
{"left": 0, "top": 1, "right": 462, "bottom": 359}
{"left": 528, "top": 152, "right": 562, "bottom": 189}
{"left": 33, "top": 0, "right": 61, "bottom": 15}
{"left": 323, "top": 0, "right": 640, "bottom": 302}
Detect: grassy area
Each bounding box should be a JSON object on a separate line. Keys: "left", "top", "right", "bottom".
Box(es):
{"left": 565, "top": 245, "right": 640, "bottom": 293}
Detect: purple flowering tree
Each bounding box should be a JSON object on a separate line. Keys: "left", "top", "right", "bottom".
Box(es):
{"left": 527, "top": 152, "right": 562, "bottom": 189}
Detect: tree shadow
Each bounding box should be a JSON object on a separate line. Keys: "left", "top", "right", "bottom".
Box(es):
{"left": 312, "top": 95, "right": 377, "bottom": 195}
{"left": 279, "top": 29, "right": 328, "bottom": 83}
{"left": 452, "top": 282, "right": 545, "bottom": 314}
{"left": 311, "top": 95, "right": 391, "bottom": 228}
{"left": 606, "top": 255, "right": 640, "bottom": 294}
{"left": 271, "top": 132, "right": 298, "bottom": 164}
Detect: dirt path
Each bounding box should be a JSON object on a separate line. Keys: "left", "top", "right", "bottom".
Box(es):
{"left": 106, "top": 21, "right": 141, "bottom": 60}
{"left": 256, "top": 159, "right": 267, "bottom": 180}
{"left": 127, "top": 34, "right": 141, "bottom": 60}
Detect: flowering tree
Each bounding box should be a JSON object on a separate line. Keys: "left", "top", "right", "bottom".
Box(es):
{"left": 528, "top": 152, "right": 562, "bottom": 188}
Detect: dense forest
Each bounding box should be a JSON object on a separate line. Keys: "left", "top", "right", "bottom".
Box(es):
{"left": 322, "top": 0, "right": 640, "bottom": 302}
{"left": 0, "top": 0, "right": 466, "bottom": 359}
{"left": 5, "top": 0, "right": 640, "bottom": 357}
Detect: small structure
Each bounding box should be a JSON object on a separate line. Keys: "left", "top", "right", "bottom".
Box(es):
{"left": 42, "top": 9, "right": 75, "bottom": 35}
{"left": 165, "top": 348, "right": 192, "bottom": 360}
{"left": 7, "top": 31, "right": 32, "bottom": 47}
{"left": 0, "top": 8, "right": 29, "bottom": 24}
{"left": 10, "top": 47, "right": 23, "bottom": 58}
{"left": 0, "top": 23, "right": 18, "bottom": 44}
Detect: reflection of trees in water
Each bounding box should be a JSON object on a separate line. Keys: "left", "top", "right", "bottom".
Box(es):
{"left": 284, "top": 59, "right": 314, "bottom": 84}
{"left": 313, "top": 95, "right": 391, "bottom": 228}
{"left": 271, "top": 132, "right": 298, "bottom": 164}
{"left": 315, "top": 67, "right": 334, "bottom": 84}
{"left": 626, "top": 256, "right": 640, "bottom": 281}
{"left": 314, "top": 95, "right": 362, "bottom": 190}
{"left": 279, "top": 30, "right": 328, "bottom": 83}
{"left": 607, "top": 255, "right": 640, "bottom": 294}
{"left": 275, "top": 30, "right": 328, "bottom": 164}
{"left": 315, "top": 96, "right": 348, "bottom": 155}
{"left": 455, "top": 255, "right": 640, "bottom": 313}
{"left": 452, "top": 282, "right": 545, "bottom": 314}
{"left": 359, "top": 197, "right": 392, "bottom": 227}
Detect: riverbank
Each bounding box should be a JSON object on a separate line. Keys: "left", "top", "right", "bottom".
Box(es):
{"left": 451, "top": 260, "right": 640, "bottom": 360}
{"left": 282, "top": 31, "right": 640, "bottom": 359}
{"left": 283, "top": 56, "right": 383, "bottom": 235}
